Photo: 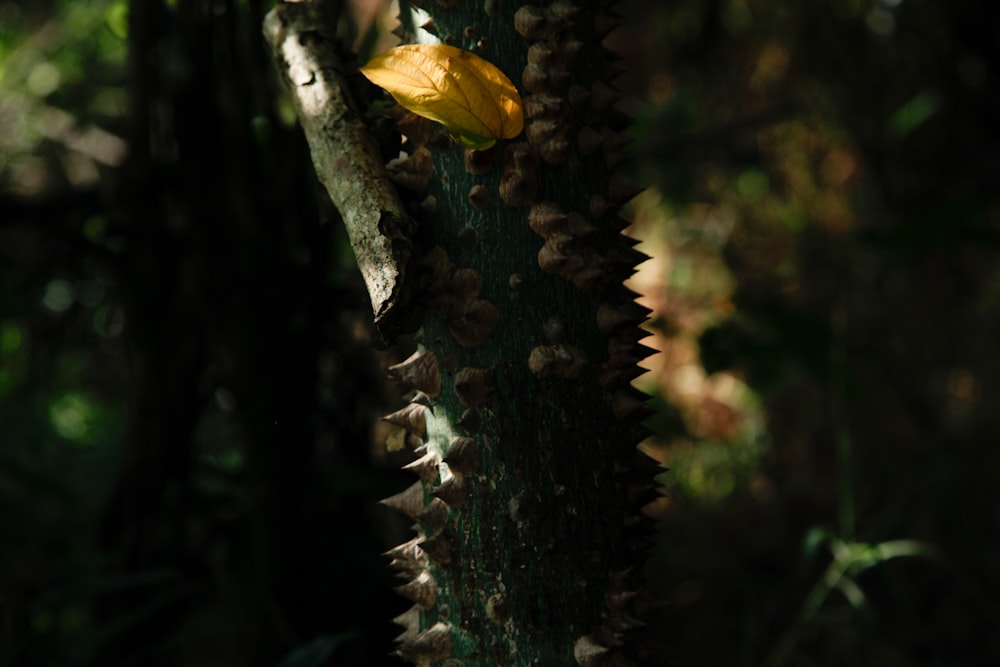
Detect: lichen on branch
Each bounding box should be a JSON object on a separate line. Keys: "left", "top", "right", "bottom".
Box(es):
{"left": 263, "top": 0, "right": 418, "bottom": 341}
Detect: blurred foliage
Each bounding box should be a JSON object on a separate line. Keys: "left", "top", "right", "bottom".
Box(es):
{"left": 1, "top": 0, "right": 409, "bottom": 665}
{"left": 623, "top": 0, "right": 1000, "bottom": 664}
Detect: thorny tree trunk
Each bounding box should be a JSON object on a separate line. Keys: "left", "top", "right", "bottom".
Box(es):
{"left": 265, "top": 0, "right": 659, "bottom": 665}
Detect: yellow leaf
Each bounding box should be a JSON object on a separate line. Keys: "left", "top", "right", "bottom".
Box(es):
{"left": 360, "top": 44, "right": 524, "bottom": 150}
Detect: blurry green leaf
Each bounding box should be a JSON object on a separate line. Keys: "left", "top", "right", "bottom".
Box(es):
{"left": 104, "top": 0, "right": 128, "bottom": 39}
{"left": 872, "top": 539, "right": 942, "bottom": 562}
{"left": 49, "top": 392, "right": 96, "bottom": 443}
{"left": 83, "top": 215, "right": 109, "bottom": 241}
{"left": 736, "top": 169, "right": 769, "bottom": 201}
{"left": 848, "top": 538, "right": 942, "bottom": 574}
{"left": 889, "top": 90, "right": 941, "bottom": 139}
{"left": 802, "top": 526, "right": 833, "bottom": 562}
{"left": 27, "top": 61, "right": 61, "bottom": 97}
{"left": 42, "top": 279, "right": 75, "bottom": 313}
{"left": 835, "top": 575, "right": 869, "bottom": 613}
{"left": 0, "top": 321, "right": 23, "bottom": 354}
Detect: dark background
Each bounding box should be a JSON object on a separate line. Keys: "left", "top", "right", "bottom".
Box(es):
{"left": 2, "top": 0, "right": 999, "bottom": 665}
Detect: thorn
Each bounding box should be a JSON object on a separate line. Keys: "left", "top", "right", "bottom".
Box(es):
{"left": 384, "top": 536, "right": 424, "bottom": 561}
{"left": 626, "top": 482, "right": 663, "bottom": 508}
{"left": 454, "top": 367, "right": 495, "bottom": 409}
{"left": 514, "top": 5, "right": 547, "bottom": 40}
{"left": 605, "top": 148, "right": 629, "bottom": 169}
{"left": 392, "top": 606, "right": 421, "bottom": 642}
{"left": 432, "top": 476, "right": 468, "bottom": 508}
{"left": 597, "top": 303, "right": 643, "bottom": 334}
{"left": 605, "top": 588, "right": 639, "bottom": 612}
{"left": 611, "top": 389, "right": 647, "bottom": 420}
{"left": 444, "top": 436, "right": 480, "bottom": 475}
{"left": 419, "top": 18, "right": 438, "bottom": 35}
{"left": 608, "top": 567, "right": 635, "bottom": 588}
{"left": 602, "top": 45, "right": 625, "bottom": 64}
{"left": 606, "top": 244, "right": 651, "bottom": 268}
{"left": 418, "top": 497, "right": 449, "bottom": 535}
{"left": 592, "top": 624, "right": 625, "bottom": 652}
{"left": 382, "top": 402, "right": 428, "bottom": 438}
{"left": 458, "top": 408, "right": 483, "bottom": 435}
{"left": 618, "top": 231, "right": 642, "bottom": 246}
{"left": 597, "top": 363, "right": 645, "bottom": 388}
{"left": 591, "top": 80, "right": 622, "bottom": 112}
{"left": 594, "top": 10, "right": 619, "bottom": 38}
{"left": 528, "top": 41, "right": 556, "bottom": 68}
{"left": 395, "top": 569, "right": 438, "bottom": 609}
{"left": 626, "top": 448, "right": 663, "bottom": 476}
{"left": 529, "top": 201, "right": 567, "bottom": 237}
{"left": 379, "top": 481, "right": 425, "bottom": 520}
{"left": 397, "top": 622, "right": 453, "bottom": 663}
{"left": 605, "top": 613, "right": 647, "bottom": 633}
{"left": 524, "top": 93, "right": 565, "bottom": 120}
{"left": 464, "top": 144, "right": 501, "bottom": 174}
{"left": 526, "top": 118, "right": 561, "bottom": 147}
{"left": 406, "top": 432, "right": 424, "bottom": 450}
{"left": 608, "top": 176, "right": 644, "bottom": 205}
{"left": 408, "top": 391, "right": 433, "bottom": 406}
{"left": 602, "top": 55, "right": 628, "bottom": 80}
{"left": 420, "top": 532, "right": 453, "bottom": 564}
{"left": 578, "top": 126, "right": 605, "bottom": 156}
{"left": 402, "top": 451, "right": 441, "bottom": 484}
{"left": 548, "top": 0, "right": 581, "bottom": 19}
{"left": 468, "top": 184, "right": 490, "bottom": 210}
{"left": 574, "top": 635, "right": 610, "bottom": 666}
{"left": 568, "top": 84, "right": 590, "bottom": 111}
{"left": 590, "top": 194, "right": 614, "bottom": 220}
{"left": 385, "top": 537, "right": 428, "bottom": 579}
{"left": 608, "top": 336, "right": 656, "bottom": 365}
{"left": 618, "top": 285, "right": 644, "bottom": 303}
{"left": 387, "top": 349, "right": 442, "bottom": 397}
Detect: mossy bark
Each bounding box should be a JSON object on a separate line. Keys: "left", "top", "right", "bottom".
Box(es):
{"left": 381, "top": 3, "right": 657, "bottom": 665}
{"left": 267, "top": 0, "right": 657, "bottom": 664}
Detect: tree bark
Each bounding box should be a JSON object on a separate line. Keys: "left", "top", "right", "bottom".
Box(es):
{"left": 263, "top": 0, "right": 420, "bottom": 342}
{"left": 266, "top": 1, "right": 658, "bottom": 664}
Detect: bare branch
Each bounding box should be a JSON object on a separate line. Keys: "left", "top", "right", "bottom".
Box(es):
{"left": 263, "top": 0, "right": 418, "bottom": 342}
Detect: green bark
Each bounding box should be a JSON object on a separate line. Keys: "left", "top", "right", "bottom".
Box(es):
{"left": 267, "top": 0, "right": 658, "bottom": 664}
{"left": 379, "top": 2, "right": 657, "bottom": 666}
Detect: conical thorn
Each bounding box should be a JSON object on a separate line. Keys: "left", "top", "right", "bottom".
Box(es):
{"left": 444, "top": 436, "right": 480, "bottom": 475}
{"left": 379, "top": 481, "right": 425, "bottom": 520}
{"left": 397, "top": 622, "right": 453, "bottom": 663}
{"left": 382, "top": 402, "right": 428, "bottom": 438}
{"left": 395, "top": 569, "right": 438, "bottom": 609}
{"left": 403, "top": 451, "right": 441, "bottom": 484}
{"left": 387, "top": 350, "right": 442, "bottom": 397}
{"left": 432, "top": 476, "right": 468, "bottom": 508}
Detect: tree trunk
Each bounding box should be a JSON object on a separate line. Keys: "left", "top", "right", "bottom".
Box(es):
{"left": 266, "top": 1, "right": 658, "bottom": 664}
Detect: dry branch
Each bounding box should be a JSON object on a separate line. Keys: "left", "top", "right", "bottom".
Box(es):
{"left": 263, "top": 0, "right": 417, "bottom": 341}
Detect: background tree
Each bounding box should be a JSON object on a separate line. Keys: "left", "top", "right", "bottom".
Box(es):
{"left": 1, "top": 1, "right": 404, "bottom": 664}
